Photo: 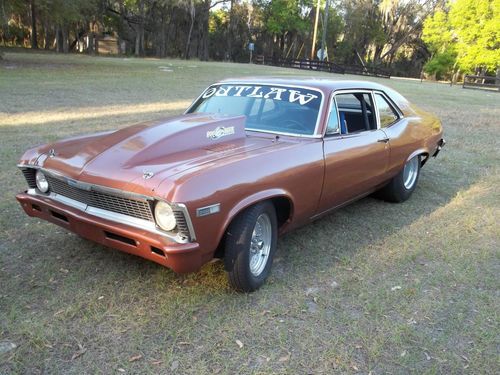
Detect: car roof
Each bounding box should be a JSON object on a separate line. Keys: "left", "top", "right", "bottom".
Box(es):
{"left": 217, "top": 76, "right": 413, "bottom": 115}
{"left": 218, "top": 76, "right": 392, "bottom": 92}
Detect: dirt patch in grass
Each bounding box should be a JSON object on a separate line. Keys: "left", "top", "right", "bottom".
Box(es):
{"left": 0, "top": 52, "right": 499, "bottom": 374}
{"left": 0, "top": 53, "right": 87, "bottom": 71}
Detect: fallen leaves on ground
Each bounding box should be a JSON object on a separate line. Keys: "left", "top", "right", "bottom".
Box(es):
{"left": 71, "top": 344, "right": 86, "bottom": 360}
{"left": 128, "top": 354, "right": 142, "bottom": 362}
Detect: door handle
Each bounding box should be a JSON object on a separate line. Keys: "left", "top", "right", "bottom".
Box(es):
{"left": 377, "top": 137, "right": 390, "bottom": 143}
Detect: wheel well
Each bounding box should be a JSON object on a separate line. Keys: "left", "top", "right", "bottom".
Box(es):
{"left": 213, "top": 196, "right": 293, "bottom": 259}
{"left": 271, "top": 196, "right": 293, "bottom": 228}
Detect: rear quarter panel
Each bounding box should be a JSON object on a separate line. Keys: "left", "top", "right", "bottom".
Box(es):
{"left": 383, "top": 105, "right": 443, "bottom": 176}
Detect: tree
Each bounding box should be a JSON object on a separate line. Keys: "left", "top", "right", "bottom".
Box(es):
{"left": 422, "top": 0, "right": 500, "bottom": 76}
{"left": 449, "top": 0, "right": 500, "bottom": 73}
{"left": 259, "top": 0, "right": 310, "bottom": 55}
{"left": 422, "top": 9, "right": 456, "bottom": 79}
{"left": 183, "top": 0, "right": 196, "bottom": 59}
{"left": 30, "top": 0, "right": 38, "bottom": 48}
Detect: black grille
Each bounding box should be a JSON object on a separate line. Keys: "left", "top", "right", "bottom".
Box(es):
{"left": 173, "top": 211, "right": 190, "bottom": 239}
{"left": 21, "top": 168, "right": 37, "bottom": 188}
{"left": 45, "top": 175, "right": 155, "bottom": 222}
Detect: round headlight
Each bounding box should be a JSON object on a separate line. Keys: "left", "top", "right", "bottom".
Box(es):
{"left": 35, "top": 170, "right": 49, "bottom": 193}
{"left": 155, "top": 201, "right": 176, "bottom": 231}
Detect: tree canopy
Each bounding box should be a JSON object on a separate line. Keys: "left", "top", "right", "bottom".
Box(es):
{"left": 1, "top": 0, "right": 498, "bottom": 78}
{"left": 422, "top": 0, "right": 500, "bottom": 78}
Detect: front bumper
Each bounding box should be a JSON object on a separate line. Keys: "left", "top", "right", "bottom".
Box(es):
{"left": 16, "top": 192, "right": 209, "bottom": 273}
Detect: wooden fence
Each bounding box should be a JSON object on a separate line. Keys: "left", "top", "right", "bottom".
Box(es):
{"left": 463, "top": 75, "right": 500, "bottom": 92}
{"left": 258, "top": 57, "right": 391, "bottom": 79}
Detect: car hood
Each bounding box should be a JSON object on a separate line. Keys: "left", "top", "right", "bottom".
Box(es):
{"left": 25, "top": 113, "right": 280, "bottom": 196}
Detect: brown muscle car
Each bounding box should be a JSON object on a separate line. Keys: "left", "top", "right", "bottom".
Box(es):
{"left": 16, "top": 78, "right": 445, "bottom": 292}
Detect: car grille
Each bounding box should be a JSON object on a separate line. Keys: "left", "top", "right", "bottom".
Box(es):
{"left": 174, "top": 211, "right": 190, "bottom": 237}
{"left": 20, "top": 168, "right": 191, "bottom": 239}
{"left": 21, "top": 168, "right": 37, "bottom": 189}
{"left": 45, "top": 175, "right": 155, "bottom": 222}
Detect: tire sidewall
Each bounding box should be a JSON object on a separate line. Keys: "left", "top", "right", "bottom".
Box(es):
{"left": 225, "top": 202, "right": 278, "bottom": 291}
{"left": 250, "top": 205, "right": 278, "bottom": 286}
{"left": 398, "top": 155, "right": 421, "bottom": 200}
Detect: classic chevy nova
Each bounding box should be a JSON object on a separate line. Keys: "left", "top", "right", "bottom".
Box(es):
{"left": 17, "top": 78, "right": 444, "bottom": 291}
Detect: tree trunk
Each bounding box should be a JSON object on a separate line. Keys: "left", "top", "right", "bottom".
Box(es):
{"left": 156, "top": 17, "right": 164, "bottom": 57}
{"left": 62, "top": 26, "right": 69, "bottom": 53}
{"left": 373, "top": 44, "right": 384, "bottom": 65}
{"left": 166, "top": 7, "right": 177, "bottom": 56}
{"left": 184, "top": 1, "right": 195, "bottom": 60}
{"left": 226, "top": 0, "right": 235, "bottom": 61}
{"left": 30, "top": 0, "right": 38, "bottom": 49}
{"left": 135, "top": 0, "right": 145, "bottom": 56}
{"left": 199, "top": 2, "right": 209, "bottom": 61}
{"left": 162, "top": 10, "right": 170, "bottom": 58}
{"left": 134, "top": 31, "right": 140, "bottom": 56}
{"left": 88, "top": 22, "right": 95, "bottom": 55}
{"left": 88, "top": 33, "right": 94, "bottom": 54}
{"left": 95, "top": 33, "right": 99, "bottom": 54}
{"left": 56, "top": 25, "right": 64, "bottom": 52}
{"left": 44, "top": 19, "right": 50, "bottom": 49}
{"left": 118, "top": 0, "right": 127, "bottom": 54}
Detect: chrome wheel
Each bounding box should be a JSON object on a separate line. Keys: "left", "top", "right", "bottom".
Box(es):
{"left": 249, "top": 213, "right": 272, "bottom": 277}
{"left": 403, "top": 156, "right": 419, "bottom": 189}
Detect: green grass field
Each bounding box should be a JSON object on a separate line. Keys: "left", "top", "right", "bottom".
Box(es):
{"left": 1, "top": 51, "right": 499, "bottom": 374}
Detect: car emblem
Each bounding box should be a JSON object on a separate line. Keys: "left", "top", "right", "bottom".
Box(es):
{"left": 48, "top": 148, "right": 56, "bottom": 158}
{"left": 206, "top": 126, "right": 235, "bottom": 140}
{"left": 143, "top": 171, "right": 154, "bottom": 179}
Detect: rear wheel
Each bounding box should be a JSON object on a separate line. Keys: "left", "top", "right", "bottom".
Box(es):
{"left": 378, "top": 155, "right": 421, "bottom": 203}
{"left": 224, "top": 202, "right": 277, "bottom": 292}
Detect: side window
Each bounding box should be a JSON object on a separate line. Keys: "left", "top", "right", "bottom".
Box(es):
{"left": 335, "top": 93, "right": 376, "bottom": 133}
{"left": 326, "top": 99, "right": 339, "bottom": 135}
{"left": 375, "top": 93, "right": 399, "bottom": 128}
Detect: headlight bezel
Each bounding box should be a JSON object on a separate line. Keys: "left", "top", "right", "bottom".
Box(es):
{"left": 154, "top": 200, "right": 177, "bottom": 232}
{"left": 35, "top": 170, "right": 50, "bottom": 193}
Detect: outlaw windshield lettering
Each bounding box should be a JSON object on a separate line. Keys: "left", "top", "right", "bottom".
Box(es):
{"left": 202, "top": 85, "right": 319, "bottom": 106}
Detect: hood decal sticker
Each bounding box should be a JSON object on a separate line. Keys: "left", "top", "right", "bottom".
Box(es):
{"left": 206, "top": 126, "right": 235, "bottom": 140}
{"left": 142, "top": 171, "right": 155, "bottom": 179}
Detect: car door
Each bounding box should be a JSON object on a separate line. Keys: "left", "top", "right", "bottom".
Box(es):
{"left": 317, "top": 90, "right": 390, "bottom": 214}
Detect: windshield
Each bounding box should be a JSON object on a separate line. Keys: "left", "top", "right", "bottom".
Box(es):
{"left": 187, "top": 84, "right": 323, "bottom": 136}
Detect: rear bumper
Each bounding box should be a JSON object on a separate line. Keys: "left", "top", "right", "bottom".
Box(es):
{"left": 433, "top": 138, "right": 446, "bottom": 157}
{"left": 16, "top": 192, "right": 210, "bottom": 273}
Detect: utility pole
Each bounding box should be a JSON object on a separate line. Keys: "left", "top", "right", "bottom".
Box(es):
{"left": 310, "top": 0, "right": 321, "bottom": 60}
{"left": 320, "top": 0, "right": 330, "bottom": 61}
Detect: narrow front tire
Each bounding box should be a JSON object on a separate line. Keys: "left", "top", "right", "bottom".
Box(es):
{"left": 224, "top": 202, "right": 278, "bottom": 292}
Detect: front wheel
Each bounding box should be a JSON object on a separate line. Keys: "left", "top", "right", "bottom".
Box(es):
{"left": 224, "top": 201, "right": 277, "bottom": 292}
{"left": 377, "top": 155, "right": 421, "bottom": 203}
